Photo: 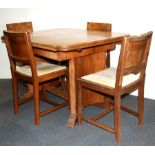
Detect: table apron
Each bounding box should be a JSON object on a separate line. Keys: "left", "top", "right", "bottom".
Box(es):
{"left": 33, "top": 43, "right": 116, "bottom": 61}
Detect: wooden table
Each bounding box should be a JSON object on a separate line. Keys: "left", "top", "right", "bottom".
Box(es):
{"left": 30, "top": 28, "right": 128, "bottom": 128}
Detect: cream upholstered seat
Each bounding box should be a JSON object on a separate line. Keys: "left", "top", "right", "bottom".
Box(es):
{"left": 81, "top": 67, "right": 140, "bottom": 88}
{"left": 16, "top": 61, "right": 67, "bottom": 77}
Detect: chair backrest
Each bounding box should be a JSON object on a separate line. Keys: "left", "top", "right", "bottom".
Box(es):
{"left": 87, "top": 22, "right": 112, "bottom": 68}
{"left": 6, "top": 21, "right": 33, "bottom": 33}
{"left": 87, "top": 22, "right": 111, "bottom": 31}
{"left": 3, "top": 31, "right": 36, "bottom": 76}
{"left": 116, "top": 31, "right": 153, "bottom": 87}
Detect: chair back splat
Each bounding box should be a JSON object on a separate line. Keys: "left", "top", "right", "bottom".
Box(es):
{"left": 6, "top": 21, "right": 33, "bottom": 33}
{"left": 4, "top": 31, "right": 36, "bottom": 76}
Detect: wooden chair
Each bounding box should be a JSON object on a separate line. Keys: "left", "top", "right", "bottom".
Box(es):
{"left": 6, "top": 21, "right": 69, "bottom": 108}
{"left": 3, "top": 31, "right": 68, "bottom": 125}
{"left": 87, "top": 22, "right": 116, "bottom": 108}
{"left": 6, "top": 22, "right": 34, "bottom": 102}
{"left": 87, "top": 22, "right": 115, "bottom": 67}
{"left": 77, "top": 31, "right": 153, "bottom": 143}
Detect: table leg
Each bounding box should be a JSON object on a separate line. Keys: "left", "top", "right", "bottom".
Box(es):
{"left": 67, "top": 58, "right": 77, "bottom": 128}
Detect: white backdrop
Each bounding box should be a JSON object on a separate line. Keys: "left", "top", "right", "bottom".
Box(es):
{"left": 0, "top": 0, "right": 155, "bottom": 100}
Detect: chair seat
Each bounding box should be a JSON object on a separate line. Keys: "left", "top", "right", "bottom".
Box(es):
{"left": 16, "top": 61, "right": 67, "bottom": 76}
{"left": 81, "top": 67, "right": 140, "bottom": 88}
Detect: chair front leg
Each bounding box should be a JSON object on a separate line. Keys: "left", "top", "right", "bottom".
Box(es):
{"left": 114, "top": 95, "right": 121, "bottom": 144}
{"left": 33, "top": 81, "right": 40, "bottom": 125}
{"left": 138, "top": 83, "right": 144, "bottom": 127}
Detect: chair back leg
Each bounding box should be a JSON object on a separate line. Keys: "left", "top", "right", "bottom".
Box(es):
{"left": 77, "top": 82, "right": 83, "bottom": 126}
{"left": 12, "top": 74, "right": 18, "bottom": 113}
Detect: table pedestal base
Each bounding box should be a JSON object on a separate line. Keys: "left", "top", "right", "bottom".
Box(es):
{"left": 67, "top": 114, "right": 77, "bottom": 128}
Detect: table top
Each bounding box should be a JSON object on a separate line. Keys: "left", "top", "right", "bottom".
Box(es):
{"left": 31, "top": 28, "right": 128, "bottom": 51}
